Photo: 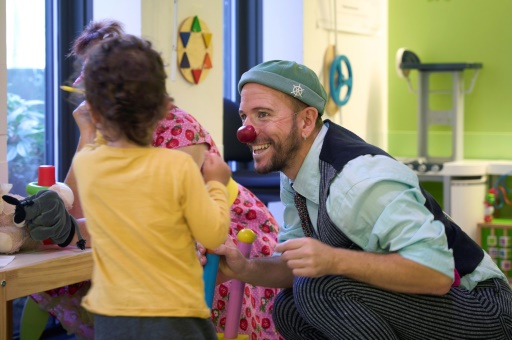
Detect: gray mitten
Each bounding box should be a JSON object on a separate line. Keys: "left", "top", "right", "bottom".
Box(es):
{"left": 2, "top": 190, "right": 86, "bottom": 250}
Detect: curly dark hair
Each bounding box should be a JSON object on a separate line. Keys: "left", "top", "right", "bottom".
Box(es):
{"left": 70, "top": 19, "right": 125, "bottom": 59}
{"left": 83, "top": 35, "right": 168, "bottom": 146}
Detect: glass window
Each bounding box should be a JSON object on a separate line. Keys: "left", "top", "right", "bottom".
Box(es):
{"left": 6, "top": 0, "right": 46, "bottom": 195}
{"left": 223, "top": 0, "right": 263, "bottom": 103}
{"left": 6, "top": 1, "right": 91, "bottom": 337}
{"left": 5, "top": 0, "right": 91, "bottom": 196}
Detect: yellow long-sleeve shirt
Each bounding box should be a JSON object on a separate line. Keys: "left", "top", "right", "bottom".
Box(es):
{"left": 73, "top": 144, "right": 230, "bottom": 318}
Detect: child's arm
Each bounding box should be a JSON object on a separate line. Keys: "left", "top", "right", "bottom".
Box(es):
{"left": 176, "top": 144, "right": 208, "bottom": 168}
{"left": 65, "top": 101, "right": 97, "bottom": 219}
{"left": 183, "top": 153, "right": 231, "bottom": 250}
{"left": 64, "top": 101, "right": 96, "bottom": 247}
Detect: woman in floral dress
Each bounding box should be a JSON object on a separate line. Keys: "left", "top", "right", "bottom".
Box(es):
{"left": 152, "top": 105, "right": 282, "bottom": 340}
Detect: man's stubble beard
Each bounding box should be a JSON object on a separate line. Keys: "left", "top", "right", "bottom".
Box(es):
{"left": 254, "top": 118, "right": 301, "bottom": 175}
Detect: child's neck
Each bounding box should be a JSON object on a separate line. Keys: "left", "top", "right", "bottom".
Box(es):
{"left": 107, "top": 138, "right": 149, "bottom": 148}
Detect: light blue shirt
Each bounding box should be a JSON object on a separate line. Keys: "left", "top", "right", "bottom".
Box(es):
{"left": 278, "top": 122, "right": 507, "bottom": 290}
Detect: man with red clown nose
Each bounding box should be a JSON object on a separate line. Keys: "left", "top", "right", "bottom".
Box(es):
{"left": 216, "top": 60, "right": 512, "bottom": 339}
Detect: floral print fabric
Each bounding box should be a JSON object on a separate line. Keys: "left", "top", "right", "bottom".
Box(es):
{"left": 31, "top": 281, "right": 93, "bottom": 339}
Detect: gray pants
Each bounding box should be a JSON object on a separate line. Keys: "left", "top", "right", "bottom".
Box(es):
{"left": 94, "top": 314, "right": 217, "bottom": 340}
{"left": 273, "top": 276, "right": 512, "bottom": 339}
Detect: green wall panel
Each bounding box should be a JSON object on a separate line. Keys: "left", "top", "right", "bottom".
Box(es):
{"left": 389, "top": 0, "right": 512, "bottom": 160}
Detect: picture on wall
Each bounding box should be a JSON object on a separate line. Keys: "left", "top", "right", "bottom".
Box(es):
{"left": 177, "top": 15, "right": 213, "bottom": 85}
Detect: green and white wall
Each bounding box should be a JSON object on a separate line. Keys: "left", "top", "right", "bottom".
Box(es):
{"left": 388, "top": 0, "right": 512, "bottom": 160}
{"left": 2, "top": 1, "right": 512, "bottom": 182}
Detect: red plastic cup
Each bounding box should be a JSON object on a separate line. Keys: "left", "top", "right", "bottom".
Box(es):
{"left": 38, "top": 165, "right": 56, "bottom": 187}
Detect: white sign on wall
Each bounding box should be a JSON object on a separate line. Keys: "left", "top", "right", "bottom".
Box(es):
{"left": 317, "top": 0, "right": 381, "bottom": 36}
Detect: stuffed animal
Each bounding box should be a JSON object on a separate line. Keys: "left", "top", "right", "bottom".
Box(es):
{"left": 0, "top": 183, "right": 85, "bottom": 254}
{"left": 0, "top": 184, "right": 38, "bottom": 254}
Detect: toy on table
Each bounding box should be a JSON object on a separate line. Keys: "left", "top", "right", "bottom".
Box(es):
{"left": 484, "top": 188, "right": 496, "bottom": 223}
{"left": 0, "top": 183, "right": 39, "bottom": 253}
{"left": 484, "top": 172, "right": 512, "bottom": 223}
{"left": 26, "top": 165, "right": 68, "bottom": 197}
{"left": 0, "top": 165, "right": 86, "bottom": 253}
{"left": 218, "top": 228, "right": 256, "bottom": 340}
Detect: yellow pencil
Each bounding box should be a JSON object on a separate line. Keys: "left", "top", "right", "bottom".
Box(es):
{"left": 60, "top": 85, "right": 85, "bottom": 94}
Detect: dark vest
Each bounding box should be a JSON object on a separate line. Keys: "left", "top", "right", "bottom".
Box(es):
{"left": 315, "top": 120, "right": 484, "bottom": 276}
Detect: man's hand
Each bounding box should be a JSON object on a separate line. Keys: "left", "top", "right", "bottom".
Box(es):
{"left": 275, "top": 238, "right": 336, "bottom": 277}
{"left": 214, "top": 236, "right": 249, "bottom": 279}
{"left": 197, "top": 239, "right": 232, "bottom": 285}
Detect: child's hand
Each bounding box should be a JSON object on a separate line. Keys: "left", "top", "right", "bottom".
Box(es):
{"left": 202, "top": 152, "right": 231, "bottom": 185}
{"left": 73, "top": 101, "right": 95, "bottom": 137}
{"left": 196, "top": 241, "right": 207, "bottom": 266}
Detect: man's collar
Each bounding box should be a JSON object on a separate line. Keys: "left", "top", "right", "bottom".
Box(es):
{"left": 292, "top": 122, "right": 329, "bottom": 204}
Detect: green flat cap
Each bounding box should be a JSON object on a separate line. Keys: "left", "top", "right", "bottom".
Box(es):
{"left": 238, "top": 60, "right": 328, "bottom": 115}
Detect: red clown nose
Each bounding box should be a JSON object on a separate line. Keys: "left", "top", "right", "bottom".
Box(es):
{"left": 236, "top": 125, "right": 257, "bottom": 143}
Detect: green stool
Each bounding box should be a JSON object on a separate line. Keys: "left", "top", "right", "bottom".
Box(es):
{"left": 20, "top": 298, "right": 50, "bottom": 340}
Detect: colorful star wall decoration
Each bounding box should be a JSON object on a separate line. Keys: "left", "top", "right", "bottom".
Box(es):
{"left": 177, "top": 16, "right": 213, "bottom": 85}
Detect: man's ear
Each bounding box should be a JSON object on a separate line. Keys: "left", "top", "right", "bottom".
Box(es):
{"left": 300, "top": 107, "right": 319, "bottom": 139}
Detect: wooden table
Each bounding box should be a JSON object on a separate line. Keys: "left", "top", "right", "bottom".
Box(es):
{"left": 0, "top": 245, "right": 92, "bottom": 340}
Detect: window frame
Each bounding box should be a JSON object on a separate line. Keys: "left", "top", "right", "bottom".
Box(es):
{"left": 47, "top": 0, "right": 92, "bottom": 180}
{"left": 50, "top": 0, "right": 262, "bottom": 179}
{"left": 224, "top": 0, "right": 263, "bottom": 103}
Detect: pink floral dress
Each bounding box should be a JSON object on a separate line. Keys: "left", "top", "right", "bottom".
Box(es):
{"left": 30, "top": 281, "right": 93, "bottom": 339}
{"left": 153, "top": 106, "right": 283, "bottom": 340}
